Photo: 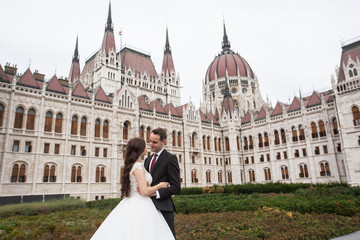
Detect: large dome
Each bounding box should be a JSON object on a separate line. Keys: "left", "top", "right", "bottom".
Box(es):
{"left": 205, "top": 24, "right": 254, "bottom": 83}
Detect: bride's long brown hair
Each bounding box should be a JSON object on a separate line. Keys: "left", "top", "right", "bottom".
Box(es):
{"left": 120, "top": 138, "right": 146, "bottom": 197}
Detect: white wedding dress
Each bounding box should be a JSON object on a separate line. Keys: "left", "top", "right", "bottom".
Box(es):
{"left": 91, "top": 162, "right": 175, "bottom": 240}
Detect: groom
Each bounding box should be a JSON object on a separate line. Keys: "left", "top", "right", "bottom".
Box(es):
{"left": 145, "top": 128, "right": 181, "bottom": 238}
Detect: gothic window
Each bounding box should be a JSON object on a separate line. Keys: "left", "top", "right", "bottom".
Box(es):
{"left": 173, "top": 131, "right": 176, "bottom": 146}
{"left": 264, "top": 132, "right": 269, "bottom": 146}
{"left": 258, "top": 134, "right": 263, "bottom": 148}
{"left": 191, "top": 169, "right": 198, "bottom": 183}
{"left": 14, "top": 106, "right": 24, "bottom": 129}
{"left": 280, "top": 129, "right": 286, "bottom": 144}
{"left": 103, "top": 120, "right": 109, "bottom": 138}
{"left": 274, "top": 130, "right": 280, "bottom": 145}
{"left": 140, "top": 126, "right": 145, "bottom": 139}
{"left": 352, "top": 106, "right": 360, "bottom": 126}
{"left": 249, "top": 169, "right": 255, "bottom": 182}
{"left": 281, "top": 166, "right": 289, "bottom": 179}
{"left": 123, "top": 121, "right": 130, "bottom": 140}
{"left": 319, "top": 120, "right": 326, "bottom": 137}
{"left": 71, "top": 115, "right": 78, "bottom": 135}
{"left": 80, "top": 117, "right": 87, "bottom": 136}
{"left": 225, "top": 137, "right": 230, "bottom": 151}
{"left": 243, "top": 136, "right": 248, "bottom": 150}
{"left": 214, "top": 137, "right": 217, "bottom": 151}
{"left": 218, "top": 170, "right": 223, "bottom": 183}
{"left": 202, "top": 136, "right": 206, "bottom": 149}
{"left": 177, "top": 132, "right": 182, "bottom": 147}
{"left": 146, "top": 127, "right": 151, "bottom": 143}
{"left": 71, "top": 165, "right": 82, "bottom": 182}
{"left": 292, "top": 126, "right": 298, "bottom": 142}
{"left": 43, "top": 164, "right": 56, "bottom": 182}
{"left": 94, "top": 119, "right": 101, "bottom": 138}
{"left": 264, "top": 168, "right": 271, "bottom": 181}
{"left": 0, "top": 103, "right": 4, "bottom": 127}
{"left": 192, "top": 132, "right": 197, "bottom": 148}
{"left": 206, "top": 170, "right": 211, "bottom": 183}
{"left": 11, "top": 163, "right": 26, "bottom": 183}
{"left": 207, "top": 136, "right": 211, "bottom": 150}
{"left": 311, "top": 122, "right": 318, "bottom": 138}
{"left": 299, "top": 163, "right": 309, "bottom": 178}
{"left": 96, "top": 166, "right": 106, "bottom": 182}
{"left": 218, "top": 138, "right": 222, "bottom": 151}
{"left": 26, "top": 108, "right": 36, "bottom": 130}
{"left": 227, "top": 171, "right": 233, "bottom": 183}
{"left": 299, "top": 125, "right": 305, "bottom": 140}
{"left": 249, "top": 135, "right": 253, "bottom": 149}
{"left": 332, "top": 118, "right": 339, "bottom": 135}
{"left": 44, "top": 111, "right": 53, "bottom": 132}
{"left": 55, "top": 113, "right": 63, "bottom": 133}
{"left": 320, "top": 161, "right": 331, "bottom": 176}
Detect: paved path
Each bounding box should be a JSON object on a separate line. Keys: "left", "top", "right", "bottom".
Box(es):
{"left": 331, "top": 231, "right": 360, "bottom": 240}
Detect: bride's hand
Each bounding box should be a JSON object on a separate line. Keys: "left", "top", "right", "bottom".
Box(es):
{"left": 157, "top": 182, "right": 169, "bottom": 189}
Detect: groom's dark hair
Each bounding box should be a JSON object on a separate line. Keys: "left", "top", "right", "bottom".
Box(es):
{"left": 152, "top": 128, "right": 167, "bottom": 141}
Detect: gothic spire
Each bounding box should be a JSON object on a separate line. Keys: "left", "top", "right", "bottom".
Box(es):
{"left": 68, "top": 36, "right": 81, "bottom": 83}
{"left": 105, "top": 2, "right": 113, "bottom": 31}
{"left": 223, "top": 77, "right": 232, "bottom": 99}
{"left": 222, "top": 21, "right": 231, "bottom": 51}
{"left": 72, "top": 36, "right": 79, "bottom": 62}
{"left": 161, "top": 27, "right": 175, "bottom": 73}
{"left": 164, "top": 27, "right": 171, "bottom": 54}
{"left": 101, "top": 2, "right": 116, "bottom": 55}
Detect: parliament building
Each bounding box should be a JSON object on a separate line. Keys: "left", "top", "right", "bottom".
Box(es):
{"left": 0, "top": 4, "right": 359, "bottom": 201}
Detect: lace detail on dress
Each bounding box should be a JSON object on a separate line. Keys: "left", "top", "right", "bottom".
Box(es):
{"left": 129, "top": 162, "right": 152, "bottom": 196}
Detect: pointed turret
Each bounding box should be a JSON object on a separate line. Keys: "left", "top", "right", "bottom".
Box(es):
{"left": 222, "top": 21, "right": 231, "bottom": 52}
{"left": 68, "top": 36, "right": 81, "bottom": 83}
{"left": 222, "top": 77, "right": 235, "bottom": 117}
{"left": 161, "top": 27, "right": 175, "bottom": 74}
{"left": 101, "top": 2, "right": 116, "bottom": 55}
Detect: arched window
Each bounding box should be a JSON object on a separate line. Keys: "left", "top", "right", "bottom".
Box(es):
{"left": 55, "top": 113, "right": 63, "bottom": 133}
{"left": 44, "top": 111, "right": 53, "bottom": 132}
{"left": 94, "top": 119, "right": 100, "bottom": 137}
{"left": 202, "top": 135, "right": 206, "bottom": 149}
{"left": 146, "top": 127, "right": 151, "bottom": 143}
{"left": 237, "top": 136, "right": 240, "bottom": 150}
{"left": 258, "top": 134, "right": 263, "bottom": 148}
{"left": 249, "top": 135, "right": 253, "bottom": 149}
{"left": 243, "top": 136, "right": 248, "bottom": 150}
{"left": 71, "top": 115, "right": 78, "bottom": 135}
{"left": 103, "top": 120, "right": 109, "bottom": 138}
{"left": 192, "top": 132, "right": 197, "bottom": 148}
{"left": 140, "top": 126, "right": 145, "bottom": 139}
{"left": 280, "top": 129, "right": 286, "bottom": 144}
{"left": 225, "top": 137, "right": 230, "bottom": 151}
{"left": 354, "top": 68, "right": 358, "bottom": 76}
{"left": 43, "top": 164, "right": 56, "bottom": 182}
{"left": 206, "top": 170, "right": 211, "bottom": 183}
{"left": 227, "top": 171, "right": 232, "bottom": 183}
{"left": 26, "top": 108, "right": 36, "bottom": 130}
{"left": 292, "top": 126, "right": 298, "bottom": 142}
{"left": 249, "top": 169, "right": 255, "bottom": 182}
{"left": 319, "top": 120, "right": 326, "bottom": 137}
{"left": 0, "top": 103, "right": 4, "bottom": 127}
{"left": 349, "top": 69, "right": 353, "bottom": 77}
{"left": 11, "top": 163, "right": 26, "bottom": 182}
{"left": 299, "top": 125, "right": 305, "bottom": 140}
{"left": 352, "top": 106, "right": 360, "bottom": 126}
{"left": 214, "top": 137, "right": 218, "bottom": 151}
{"left": 71, "top": 165, "right": 82, "bottom": 182}
{"left": 207, "top": 136, "right": 210, "bottom": 150}
{"left": 177, "top": 132, "right": 182, "bottom": 147}
{"left": 191, "top": 169, "right": 198, "bottom": 183}
{"left": 218, "top": 138, "right": 221, "bottom": 151}
{"left": 281, "top": 166, "right": 289, "bottom": 179}
{"left": 264, "top": 168, "right": 271, "bottom": 181}
{"left": 299, "top": 163, "right": 309, "bottom": 178}
{"left": 123, "top": 122, "right": 129, "bottom": 140}
{"left": 96, "top": 166, "right": 106, "bottom": 182}
{"left": 218, "top": 170, "right": 223, "bottom": 183}
{"left": 332, "top": 118, "right": 338, "bottom": 135}
{"left": 172, "top": 131, "right": 176, "bottom": 146}
{"left": 14, "top": 106, "right": 24, "bottom": 129}
{"left": 80, "top": 117, "right": 87, "bottom": 136}
{"left": 311, "top": 122, "right": 318, "bottom": 138}
{"left": 274, "top": 130, "right": 280, "bottom": 145}
{"left": 264, "top": 132, "right": 269, "bottom": 146}
{"left": 320, "top": 161, "right": 331, "bottom": 176}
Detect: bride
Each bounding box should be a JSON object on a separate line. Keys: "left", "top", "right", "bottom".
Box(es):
{"left": 91, "top": 138, "right": 175, "bottom": 240}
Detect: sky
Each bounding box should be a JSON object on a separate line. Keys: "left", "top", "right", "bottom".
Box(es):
{"left": 1, "top": 0, "right": 359, "bottom": 107}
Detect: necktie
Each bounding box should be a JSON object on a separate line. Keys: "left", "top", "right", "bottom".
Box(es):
{"left": 150, "top": 154, "right": 158, "bottom": 174}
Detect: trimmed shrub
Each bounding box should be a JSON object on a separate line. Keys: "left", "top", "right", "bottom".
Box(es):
{"left": 86, "top": 198, "right": 121, "bottom": 210}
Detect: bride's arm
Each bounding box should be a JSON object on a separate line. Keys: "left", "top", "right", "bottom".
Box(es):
{"left": 133, "top": 168, "right": 168, "bottom": 197}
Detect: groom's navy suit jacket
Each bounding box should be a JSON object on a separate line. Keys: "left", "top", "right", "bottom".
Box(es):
{"left": 145, "top": 149, "right": 181, "bottom": 212}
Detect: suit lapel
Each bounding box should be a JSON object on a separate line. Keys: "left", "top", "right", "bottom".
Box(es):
{"left": 151, "top": 149, "right": 167, "bottom": 175}
{"left": 144, "top": 154, "right": 153, "bottom": 172}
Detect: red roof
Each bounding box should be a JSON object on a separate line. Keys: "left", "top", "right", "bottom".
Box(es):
{"left": 95, "top": 86, "right": 111, "bottom": 103}
{"left": 338, "top": 40, "right": 360, "bottom": 82}
{"left": 255, "top": 107, "right": 267, "bottom": 120}
{"left": 164, "top": 103, "right": 181, "bottom": 117}
{"left": 120, "top": 48, "right": 157, "bottom": 79}
{"left": 72, "top": 81, "right": 89, "bottom": 99}
{"left": 81, "top": 54, "right": 96, "bottom": 78}
{"left": 138, "top": 96, "right": 152, "bottom": 111}
{"left": 162, "top": 52, "right": 175, "bottom": 74}
{"left": 306, "top": 91, "right": 321, "bottom": 108}
{"left": 242, "top": 111, "right": 251, "bottom": 124}
{"left": 101, "top": 30, "right": 116, "bottom": 56}
{"left": 69, "top": 60, "right": 80, "bottom": 83}
{"left": 223, "top": 97, "right": 235, "bottom": 117}
{"left": 175, "top": 104, "right": 187, "bottom": 117}
{"left": 17, "top": 69, "right": 40, "bottom": 89}
{"left": 287, "top": 97, "right": 301, "bottom": 112}
{"left": 46, "top": 75, "right": 66, "bottom": 94}
{"left": 271, "top": 102, "right": 284, "bottom": 116}
{"left": 0, "top": 65, "right": 10, "bottom": 83}
{"left": 149, "top": 100, "right": 166, "bottom": 114}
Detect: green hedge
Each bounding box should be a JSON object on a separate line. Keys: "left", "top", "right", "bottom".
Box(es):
{"left": 86, "top": 198, "right": 121, "bottom": 209}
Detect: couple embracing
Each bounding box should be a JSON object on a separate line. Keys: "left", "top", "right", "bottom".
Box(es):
{"left": 91, "top": 128, "right": 181, "bottom": 240}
